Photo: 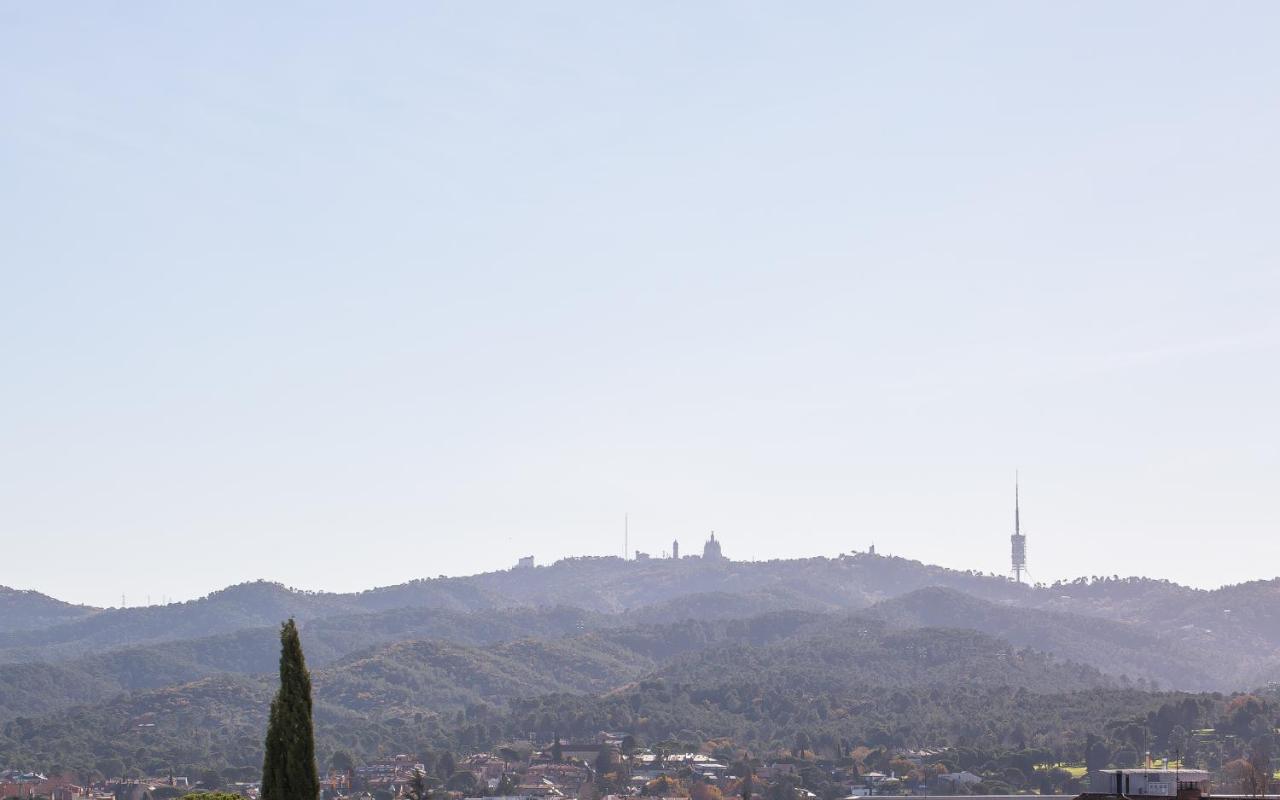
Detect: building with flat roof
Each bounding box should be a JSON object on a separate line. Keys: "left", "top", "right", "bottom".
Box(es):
{"left": 1091, "top": 768, "right": 1211, "bottom": 797}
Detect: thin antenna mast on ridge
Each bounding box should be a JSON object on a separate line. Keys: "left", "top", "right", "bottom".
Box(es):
{"left": 1011, "top": 471, "right": 1028, "bottom": 583}
{"left": 624, "top": 513, "right": 629, "bottom": 560}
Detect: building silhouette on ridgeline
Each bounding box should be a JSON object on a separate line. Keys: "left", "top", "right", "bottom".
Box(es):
{"left": 702, "top": 532, "right": 725, "bottom": 562}
{"left": 666, "top": 534, "right": 727, "bottom": 561}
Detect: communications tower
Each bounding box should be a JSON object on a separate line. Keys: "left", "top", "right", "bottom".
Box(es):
{"left": 1011, "top": 474, "right": 1027, "bottom": 583}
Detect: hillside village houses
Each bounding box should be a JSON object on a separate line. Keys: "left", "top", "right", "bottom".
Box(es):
{"left": 0, "top": 772, "right": 76, "bottom": 800}
{"left": 313, "top": 738, "right": 778, "bottom": 800}
{"left": 1, "top": 733, "right": 982, "bottom": 800}
{"left": 2, "top": 737, "right": 1252, "bottom": 800}
{"left": 0, "top": 771, "right": 187, "bottom": 800}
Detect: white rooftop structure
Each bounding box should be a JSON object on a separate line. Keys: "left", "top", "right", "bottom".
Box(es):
{"left": 1092, "top": 768, "right": 1211, "bottom": 796}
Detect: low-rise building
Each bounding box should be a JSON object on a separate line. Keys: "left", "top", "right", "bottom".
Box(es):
{"left": 1091, "top": 768, "right": 1212, "bottom": 797}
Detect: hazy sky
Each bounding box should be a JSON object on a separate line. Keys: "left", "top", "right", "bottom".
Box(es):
{"left": 3, "top": 3, "right": 1278, "bottom": 607}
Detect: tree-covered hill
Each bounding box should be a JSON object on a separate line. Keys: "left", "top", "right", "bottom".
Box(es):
{"left": 864, "top": 587, "right": 1230, "bottom": 690}
{"left": 656, "top": 621, "right": 1115, "bottom": 694}
{"left": 0, "top": 614, "right": 1127, "bottom": 773}
{"left": 0, "top": 579, "right": 512, "bottom": 660}
{"left": 0, "top": 609, "right": 817, "bottom": 721}
{"left": 0, "top": 605, "right": 608, "bottom": 718}
{"left": 6, "top": 555, "right": 1280, "bottom": 676}
{"left": 619, "top": 589, "right": 829, "bottom": 623}
{"left": 315, "top": 637, "right": 642, "bottom": 715}
{"left": 0, "top": 553, "right": 1035, "bottom": 661}
{"left": 0, "top": 587, "right": 97, "bottom": 633}
{"left": 1038, "top": 576, "right": 1280, "bottom": 649}
{"left": 4, "top": 551, "right": 1280, "bottom": 779}
{"left": 8, "top": 604, "right": 1113, "bottom": 723}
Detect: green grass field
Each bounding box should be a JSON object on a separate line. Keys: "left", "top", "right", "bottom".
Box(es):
{"left": 1034, "top": 764, "right": 1088, "bottom": 778}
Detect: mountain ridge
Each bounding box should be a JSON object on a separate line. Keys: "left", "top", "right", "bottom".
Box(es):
{"left": 6, "top": 556, "right": 1280, "bottom": 691}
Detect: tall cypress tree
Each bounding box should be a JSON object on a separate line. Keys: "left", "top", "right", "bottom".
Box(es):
{"left": 261, "top": 619, "right": 318, "bottom": 800}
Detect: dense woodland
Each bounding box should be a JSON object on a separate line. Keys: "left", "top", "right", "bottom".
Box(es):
{"left": 2, "top": 554, "right": 1280, "bottom": 793}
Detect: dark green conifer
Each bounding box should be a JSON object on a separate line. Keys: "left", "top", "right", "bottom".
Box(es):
{"left": 261, "top": 619, "right": 318, "bottom": 800}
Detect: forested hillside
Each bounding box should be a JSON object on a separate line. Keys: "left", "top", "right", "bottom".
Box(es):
{"left": 3, "top": 553, "right": 1280, "bottom": 785}
{"left": 0, "top": 616, "right": 1123, "bottom": 773}
{"left": 0, "top": 588, "right": 96, "bottom": 632}
{"left": 8, "top": 555, "right": 1280, "bottom": 691}
{"left": 8, "top": 556, "right": 1280, "bottom": 652}
{"left": 865, "top": 588, "right": 1230, "bottom": 689}
{"left": 0, "top": 606, "right": 607, "bottom": 718}
{"left": 657, "top": 623, "right": 1114, "bottom": 694}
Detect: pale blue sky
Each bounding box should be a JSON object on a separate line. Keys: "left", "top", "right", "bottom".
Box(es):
{"left": 2, "top": 3, "right": 1277, "bottom": 607}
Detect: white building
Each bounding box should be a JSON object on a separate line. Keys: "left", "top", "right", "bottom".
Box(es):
{"left": 937, "top": 771, "right": 983, "bottom": 788}
{"left": 1091, "top": 769, "right": 1211, "bottom": 796}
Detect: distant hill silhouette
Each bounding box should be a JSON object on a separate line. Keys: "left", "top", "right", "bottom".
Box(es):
{"left": 2, "top": 553, "right": 1279, "bottom": 724}
{"left": 0, "top": 586, "right": 96, "bottom": 632}
{"left": 864, "top": 587, "right": 1228, "bottom": 689}
{"left": 7, "top": 552, "right": 1280, "bottom": 691}
{"left": 3, "top": 552, "right": 1278, "bottom": 777}
{"left": 0, "top": 553, "right": 1035, "bottom": 657}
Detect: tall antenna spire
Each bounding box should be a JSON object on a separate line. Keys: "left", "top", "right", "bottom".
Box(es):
{"left": 1015, "top": 471, "right": 1020, "bottom": 537}
{"left": 1011, "top": 471, "right": 1027, "bottom": 583}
